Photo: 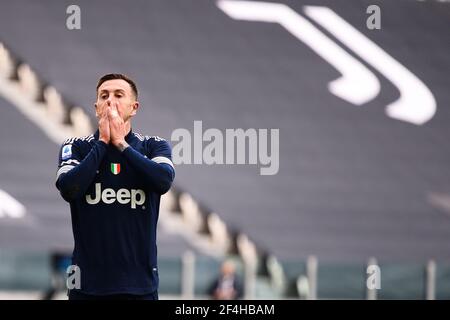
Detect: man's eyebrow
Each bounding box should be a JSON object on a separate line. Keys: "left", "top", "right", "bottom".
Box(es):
{"left": 98, "top": 89, "right": 126, "bottom": 94}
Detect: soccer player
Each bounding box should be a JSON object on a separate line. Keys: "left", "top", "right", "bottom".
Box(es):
{"left": 55, "top": 74, "right": 175, "bottom": 300}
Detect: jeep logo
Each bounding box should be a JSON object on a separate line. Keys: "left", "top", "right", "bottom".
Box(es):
{"left": 86, "top": 183, "right": 146, "bottom": 209}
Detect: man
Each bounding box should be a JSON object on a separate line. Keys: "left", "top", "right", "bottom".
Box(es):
{"left": 209, "top": 260, "right": 243, "bottom": 300}
{"left": 55, "top": 74, "right": 175, "bottom": 300}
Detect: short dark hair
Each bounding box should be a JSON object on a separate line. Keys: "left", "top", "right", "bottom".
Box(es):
{"left": 96, "top": 73, "right": 138, "bottom": 99}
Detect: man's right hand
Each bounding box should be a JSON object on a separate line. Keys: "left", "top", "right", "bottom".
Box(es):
{"left": 98, "top": 112, "right": 110, "bottom": 144}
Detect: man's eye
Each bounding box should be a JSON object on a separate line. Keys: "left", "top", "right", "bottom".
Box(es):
{"left": 116, "top": 94, "right": 123, "bottom": 98}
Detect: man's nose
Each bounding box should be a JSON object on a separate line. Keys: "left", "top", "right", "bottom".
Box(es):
{"left": 106, "top": 97, "right": 118, "bottom": 106}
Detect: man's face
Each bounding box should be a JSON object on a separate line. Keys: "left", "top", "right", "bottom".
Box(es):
{"left": 221, "top": 262, "right": 235, "bottom": 276}
{"left": 95, "top": 79, "right": 138, "bottom": 121}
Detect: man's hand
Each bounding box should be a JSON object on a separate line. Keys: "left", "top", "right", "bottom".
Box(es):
{"left": 98, "top": 111, "right": 110, "bottom": 144}
{"left": 108, "top": 103, "right": 129, "bottom": 151}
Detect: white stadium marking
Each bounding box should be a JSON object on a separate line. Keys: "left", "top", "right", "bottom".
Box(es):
{"left": 304, "top": 6, "right": 436, "bottom": 125}
{"left": 0, "top": 189, "right": 26, "bottom": 219}
{"left": 218, "top": 0, "right": 436, "bottom": 125}
{"left": 217, "top": 0, "right": 380, "bottom": 105}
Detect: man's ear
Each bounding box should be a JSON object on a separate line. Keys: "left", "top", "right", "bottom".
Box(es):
{"left": 130, "top": 101, "right": 139, "bottom": 117}
{"left": 94, "top": 103, "right": 100, "bottom": 119}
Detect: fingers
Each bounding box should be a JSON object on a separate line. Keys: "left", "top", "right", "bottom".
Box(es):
{"left": 107, "top": 105, "right": 120, "bottom": 120}
{"left": 111, "top": 104, "right": 119, "bottom": 118}
{"left": 98, "top": 107, "right": 111, "bottom": 144}
{"left": 107, "top": 106, "right": 118, "bottom": 122}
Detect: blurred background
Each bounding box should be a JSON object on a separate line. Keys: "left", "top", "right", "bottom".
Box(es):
{"left": 0, "top": 0, "right": 449, "bottom": 299}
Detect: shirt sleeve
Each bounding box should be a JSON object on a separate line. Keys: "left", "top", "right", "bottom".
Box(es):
{"left": 55, "top": 139, "right": 108, "bottom": 202}
{"left": 121, "top": 138, "right": 175, "bottom": 195}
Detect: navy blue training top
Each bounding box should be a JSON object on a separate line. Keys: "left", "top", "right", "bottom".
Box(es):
{"left": 55, "top": 129, "right": 175, "bottom": 295}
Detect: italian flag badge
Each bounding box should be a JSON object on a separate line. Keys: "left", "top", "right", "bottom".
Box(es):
{"left": 111, "top": 163, "right": 121, "bottom": 175}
